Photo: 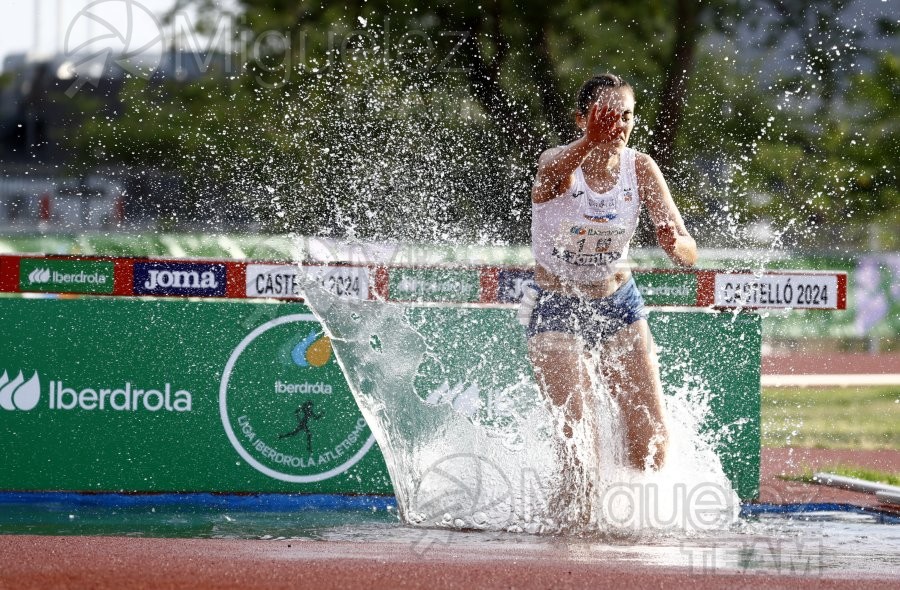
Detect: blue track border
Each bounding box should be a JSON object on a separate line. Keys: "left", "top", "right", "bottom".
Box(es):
{"left": 1, "top": 493, "right": 897, "bottom": 524}
{"left": 0, "top": 491, "right": 396, "bottom": 512}
{"left": 741, "top": 501, "right": 900, "bottom": 524}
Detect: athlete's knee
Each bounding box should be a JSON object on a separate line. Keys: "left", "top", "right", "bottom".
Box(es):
{"left": 648, "top": 422, "right": 668, "bottom": 470}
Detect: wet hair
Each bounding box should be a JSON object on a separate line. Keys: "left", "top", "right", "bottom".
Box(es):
{"left": 575, "top": 73, "right": 633, "bottom": 115}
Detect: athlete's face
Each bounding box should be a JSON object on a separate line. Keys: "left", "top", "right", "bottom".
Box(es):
{"left": 578, "top": 87, "right": 636, "bottom": 150}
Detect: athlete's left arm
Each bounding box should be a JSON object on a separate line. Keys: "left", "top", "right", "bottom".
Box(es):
{"left": 635, "top": 153, "right": 698, "bottom": 267}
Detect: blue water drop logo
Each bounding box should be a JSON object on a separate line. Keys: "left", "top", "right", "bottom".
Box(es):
{"left": 291, "top": 330, "right": 320, "bottom": 367}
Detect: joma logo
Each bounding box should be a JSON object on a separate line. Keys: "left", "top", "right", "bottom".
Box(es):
{"left": 144, "top": 269, "right": 220, "bottom": 290}
{"left": 134, "top": 262, "right": 226, "bottom": 296}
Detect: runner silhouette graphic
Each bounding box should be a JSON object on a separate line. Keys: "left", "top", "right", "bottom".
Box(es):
{"left": 279, "top": 400, "right": 325, "bottom": 453}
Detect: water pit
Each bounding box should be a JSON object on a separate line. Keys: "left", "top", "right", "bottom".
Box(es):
{"left": 1, "top": 492, "right": 898, "bottom": 577}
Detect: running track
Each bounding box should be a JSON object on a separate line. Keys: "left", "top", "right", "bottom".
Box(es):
{"left": 0, "top": 533, "right": 895, "bottom": 590}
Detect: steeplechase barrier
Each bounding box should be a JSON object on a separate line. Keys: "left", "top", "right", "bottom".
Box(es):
{"left": 0, "top": 254, "right": 846, "bottom": 500}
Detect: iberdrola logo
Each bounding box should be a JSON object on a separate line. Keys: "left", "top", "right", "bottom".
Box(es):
{"left": 27, "top": 268, "right": 51, "bottom": 285}
{"left": 0, "top": 370, "right": 41, "bottom": 411}
{"left": 290, "top": 329, "right": 332, "bottom": 368}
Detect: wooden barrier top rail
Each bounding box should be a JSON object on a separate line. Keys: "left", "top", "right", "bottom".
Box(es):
{"left": 0, "top": 253, "right": 846, "bottom": 310}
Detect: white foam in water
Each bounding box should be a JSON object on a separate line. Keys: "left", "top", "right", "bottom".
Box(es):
{"left": 300, "top": 273, "right": 739, "bottom": 537}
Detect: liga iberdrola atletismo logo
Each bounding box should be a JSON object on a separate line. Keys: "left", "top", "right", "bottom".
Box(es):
{"left": 219, "top": 314, "right": 376, "bottom": 483}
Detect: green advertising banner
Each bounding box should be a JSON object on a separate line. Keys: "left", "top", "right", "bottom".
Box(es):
{"left": 18, "top": 258, "right": 114, "bottom": 294}
{"left": 0, "top": 298, "right": 391, "bottom": 494}
{"left": 634, "top": 272, "right": 698, "bottom": 306}
{"left": 0, "top": 298, "right": 760, "bottom": 499}
{"left": 389, "top": 268, "right": 480, "bottom": 302}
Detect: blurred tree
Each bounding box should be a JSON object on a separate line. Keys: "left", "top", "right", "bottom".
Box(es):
{"left": 70, "top": 0, "right": 895, "bottom": 247}
{"left": 141, "top": 0, "right": 726, "bottom": 241}
{"left": 675, "top": 46, "right": 898, "bottom": 250}
{"left": 759, "top": 0, "right": 866, "bottom": 116}
{"left": 221, "top": 0, "right": 745, "bottom": 168}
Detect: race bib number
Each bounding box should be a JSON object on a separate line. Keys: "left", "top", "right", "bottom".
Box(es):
{"left": 551, "top": 223, "right": 624, "bottom": 267}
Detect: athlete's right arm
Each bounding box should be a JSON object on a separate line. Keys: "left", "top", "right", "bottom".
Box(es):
{"left": 531, "top": 103, "right": 619, "bottom": 204}
{"left": 531, "top": 141, "right": 588, "bottom": 204}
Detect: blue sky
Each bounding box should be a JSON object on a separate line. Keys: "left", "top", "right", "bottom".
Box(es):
{"left": 0, "top": 0, "right": 180, "bottom": 70}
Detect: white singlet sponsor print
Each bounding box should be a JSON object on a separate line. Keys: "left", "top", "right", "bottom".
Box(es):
{"left": 581, "top": 192, "right": 618, "bottom": 222}
{"left": 245, "top": 265, "right": 369, "bottom": 299}
{"left": 714, "top": 273, "right": 838, "bottom": 309}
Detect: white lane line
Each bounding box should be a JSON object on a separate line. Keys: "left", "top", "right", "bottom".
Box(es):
{"left": 761, "top": 374, "right": 900, "bottom": 387}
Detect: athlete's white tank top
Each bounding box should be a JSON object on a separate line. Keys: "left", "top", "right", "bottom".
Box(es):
{"left": 532, "top": 147, "right": 641, "bottom": 284}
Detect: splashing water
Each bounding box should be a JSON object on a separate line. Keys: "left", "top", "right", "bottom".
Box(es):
{"left": 140, "top": 4, "right": 879, "bottom": 539}
{"left": 299, "top": 271, "right": 739, "bottom": 537}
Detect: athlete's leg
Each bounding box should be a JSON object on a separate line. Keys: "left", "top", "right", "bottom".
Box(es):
{"left": 528, "top": 331, "right": 595, "bottom": 523}
{"left": 598, "top": 319, "right": 668, "bottom": 470}
{"left": 527, "top": 331, "right": 591, "bottom": 438}
{"left": 279, "top": 425, "right": 303, "bottom": 439}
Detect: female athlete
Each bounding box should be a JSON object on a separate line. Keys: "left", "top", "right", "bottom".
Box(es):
{"left": 525, "top": 73, "right": 697, "bottom": 475}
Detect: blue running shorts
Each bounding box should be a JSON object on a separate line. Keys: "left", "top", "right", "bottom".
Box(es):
{"left": 525, "top": 278, "right": 648, "bottom": 349}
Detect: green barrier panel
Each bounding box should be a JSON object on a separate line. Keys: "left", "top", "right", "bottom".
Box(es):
{"left": 0, "top": 298, "right": 392, "bottom": 494}
{"left": 651, "top": 312, "right": 761, "bottom": 499}
{"left": 314, "top": 296, "right": 760, "bottom": 504}
{"left": 0, "top": 298, "right": 759, "bottom": 499}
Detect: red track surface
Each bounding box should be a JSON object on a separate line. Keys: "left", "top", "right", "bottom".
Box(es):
{"left": 0, "top": 533, "right": 895, "bottom": 590}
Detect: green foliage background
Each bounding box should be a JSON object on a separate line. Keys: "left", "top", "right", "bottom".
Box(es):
{"left": 68, "top": 0, "right": 898, "bottom": 247}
